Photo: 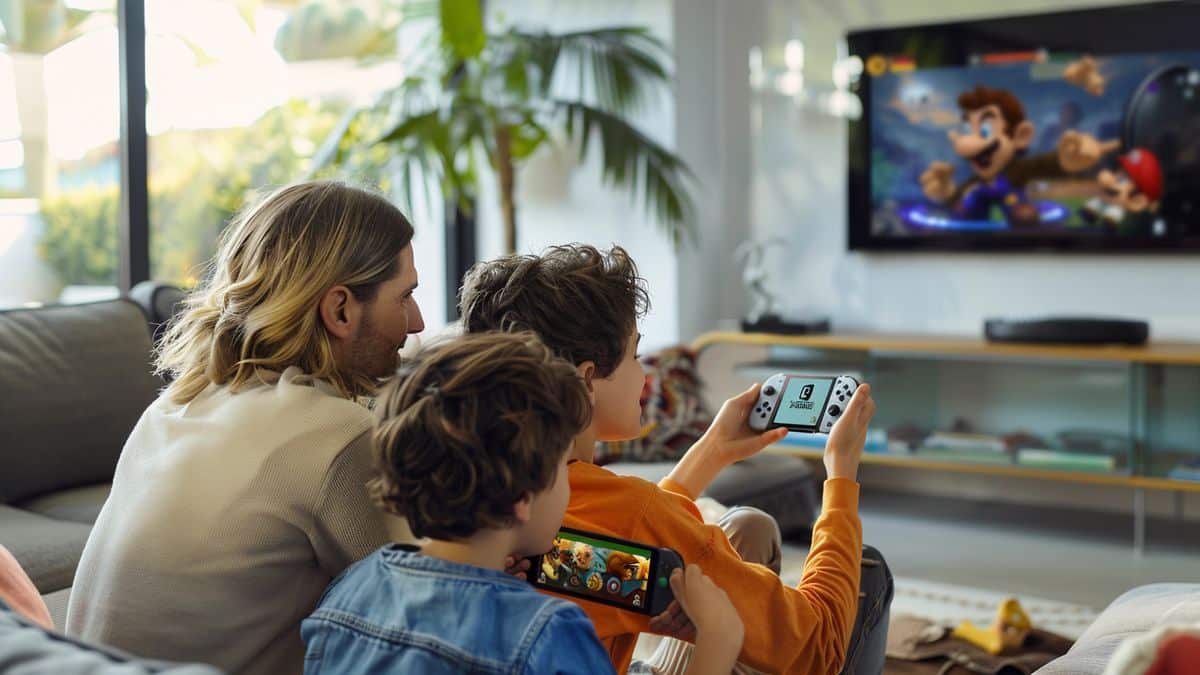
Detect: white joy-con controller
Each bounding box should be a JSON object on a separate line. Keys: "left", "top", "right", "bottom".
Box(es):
{"left": 749, "top": 373, "right": 860, "bottom": 434}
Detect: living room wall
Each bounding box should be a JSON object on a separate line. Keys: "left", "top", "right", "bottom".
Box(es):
{"left": 676, "top": 0, "right": 1198, "bottom": 520}
{"left": 470, "top": 0, "right": 679, "bottom": 350}
{"left": 746, "top": 0, "right": 1184, "bottom": 338}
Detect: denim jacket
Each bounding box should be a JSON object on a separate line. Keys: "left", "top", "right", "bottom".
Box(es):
{"left": 301, "top": 545, "right": 616, "bottom": 674}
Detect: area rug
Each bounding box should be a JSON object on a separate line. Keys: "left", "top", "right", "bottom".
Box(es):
{"left": 884, "top": 576, "right": 1098, "bottom": 640}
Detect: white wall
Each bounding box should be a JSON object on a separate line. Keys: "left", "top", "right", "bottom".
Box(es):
{"left": 469, "top": 0, "right": 679, "bottom": 350}
{"left": 742, "top": 0, "right": 1200, "bottom": 339}
{"left": 675, "top": 0, "right": 1200, "bottom": 518}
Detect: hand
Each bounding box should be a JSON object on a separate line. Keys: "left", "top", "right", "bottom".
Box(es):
{"left": 824, "top": 383, "right": 876, "bottom": 481}
{"left": 648, "top": 599, "right": 695, "bottom": 641}
{"left": 920, "top": 161, "right": 956, "bottom": 202}
{"left": 669, "top": 565, "right": 744, "bottom": 649}
{"left": 700, "top": 383, "right": 790, "bottom": 465}
{"left": 1057, "top": 130, "right": 1110, "bottom": 173}
{"left": 1064, "top": 55, "right": 1105, "bottom": 96}
{"left": 504, "top": 555, "right": 530, "bottom": 581}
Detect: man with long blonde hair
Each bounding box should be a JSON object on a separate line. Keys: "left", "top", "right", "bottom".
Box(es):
{"left": 67, "top": 181, "right": 424, "bottom": 675}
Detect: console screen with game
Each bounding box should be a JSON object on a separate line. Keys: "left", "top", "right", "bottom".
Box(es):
{"left": 848, "top": 2, "right": 1200, "bottom": 251}
{"left": 532, "top": 529, "right": 656, "bottom": 613}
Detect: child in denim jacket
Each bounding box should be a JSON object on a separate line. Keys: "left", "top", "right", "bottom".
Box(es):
{"left": 301, "top": 331, "right": 743, "bottom": 674}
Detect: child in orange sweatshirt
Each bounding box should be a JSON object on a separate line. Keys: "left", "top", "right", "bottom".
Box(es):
{"left": 460, "top": 244, "right": 880, "bottom": 674}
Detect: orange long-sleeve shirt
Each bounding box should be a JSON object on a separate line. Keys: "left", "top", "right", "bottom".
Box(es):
{"left": 558, "top": 461, "right": 862, "bottom": 674}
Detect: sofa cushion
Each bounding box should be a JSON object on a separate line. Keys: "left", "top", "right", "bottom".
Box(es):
{"left": 1036, "top": 583, "right": 1200, "bottom": 674}
{"left": 17, "top": 484, "right": 110, "bottom": 525}
{"left": 607, "top": 453, "right": 818, "bottom": 536}
{"left": 0, "top": 506, "right": 91, "bottom": 594}
{"left": 0, "top": 299, "right": 159, "bottom": 504}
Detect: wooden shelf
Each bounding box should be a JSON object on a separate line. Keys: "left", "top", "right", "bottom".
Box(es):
{"left": 766, "top": 446, "right": 1200, "bottom": 493}
{"left": 694, "top": 330, "right": 1200, "bottom": 551}
{"left": 693, "top": 330, "right": 1200, "bottom": 365}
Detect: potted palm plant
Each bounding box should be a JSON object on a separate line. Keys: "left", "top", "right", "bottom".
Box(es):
{"left": 313, "top": 0, "right": 694, "bottom": 254}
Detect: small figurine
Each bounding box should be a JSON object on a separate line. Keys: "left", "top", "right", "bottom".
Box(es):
{"left": 734, "top": 238, "right": 785, "bottom": 325}
{"left": 952, "top": 597, "right": 1033, "bottom": 655}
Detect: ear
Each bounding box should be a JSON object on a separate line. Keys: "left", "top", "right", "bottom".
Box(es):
{"left": 1128, "top": 193, "right": 1150, "bottom": 212}
{"left": 512, "top": 493, "right": 533, "bottom": 525}
{"left": 1012, "top": 121, "right": 1035, "bottom": 150}
{"left": 319, "top": 285, "right": 359, "bottom": 341}
{"left": 576, "top": 361, "right": 598, "bottom": 395}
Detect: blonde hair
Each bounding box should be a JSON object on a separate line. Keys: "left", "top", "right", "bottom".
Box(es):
{"left": 156, "top": 180, "right": 414, "bottom": 404}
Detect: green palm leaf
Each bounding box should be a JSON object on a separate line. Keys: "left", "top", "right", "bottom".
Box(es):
{"left": 312, "top": 5, "right": 696, "bottom": 253}
{"left": 557, "top": 99, "right": 694, "bottom": 246}
{"left": 513, "top": 27, "right": 671, "bottom": 114}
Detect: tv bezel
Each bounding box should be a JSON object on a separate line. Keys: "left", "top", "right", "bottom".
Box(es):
{"left": 847, "top": 1, "right": 1200, "bottom": 253}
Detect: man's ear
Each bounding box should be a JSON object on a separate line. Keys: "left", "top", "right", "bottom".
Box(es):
{"left": 319, "top": 285, "right": 358, "bottom": 341}
{"left": 1012, "top": 121, "right": 1035, "bottom": 150}
{"left": 513, "top": 493, "right": 533, "bottom": 525}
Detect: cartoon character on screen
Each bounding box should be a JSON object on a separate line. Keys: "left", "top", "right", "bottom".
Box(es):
{"left": 585, "top": 548, "right": 611, "bottom": 592}
{"left": 553, "top": 539, "right": 574, "bottom": 583}
{"left": 1080, "top": 147, "right": 1164, "bottom": 231}
{"left": 920, "top": 85, "right": 1118, "bottom": 227}
{"left": 568, "top": 542, "right": 599, "bottom": 590}
{"left": 541, "top": 537, "right": 567, "bottom": 583}
{"left": 605, "top": 551, "right": 651, "bottom": 597}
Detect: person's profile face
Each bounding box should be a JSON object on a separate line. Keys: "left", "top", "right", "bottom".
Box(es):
{"left": 590, "top": 330, "right": 646, "bottom": 442}
{"left": 352, "top": 245, "right": 424, "bottom": 379}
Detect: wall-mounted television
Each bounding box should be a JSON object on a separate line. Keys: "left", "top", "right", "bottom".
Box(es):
{"left": 847, "top": 2, "right": 1200, "bottom": 252}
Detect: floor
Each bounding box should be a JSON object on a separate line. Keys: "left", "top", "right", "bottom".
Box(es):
{"left": 780, "top": 490, "right": 1200, "bottom": 612}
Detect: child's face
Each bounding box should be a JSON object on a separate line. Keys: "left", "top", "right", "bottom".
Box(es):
{"left": 590, "top": 330, "right": 647, "bottom": 442}
{"left": 520, "top": 451, "right": 572, "bottom": 557}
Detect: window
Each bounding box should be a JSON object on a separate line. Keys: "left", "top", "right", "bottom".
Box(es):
{"left": 0, "top": 1, "right": 120, "bottom": 309}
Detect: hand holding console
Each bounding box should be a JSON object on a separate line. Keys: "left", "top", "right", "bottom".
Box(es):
{"left": 528, "top": 527, "right": 683, "bottom": 615}
{"left": 749, "top": 373, "right": 860, "bottom": 433}
{"left": 749, "top": 373, "right": 876, "bottom": 481}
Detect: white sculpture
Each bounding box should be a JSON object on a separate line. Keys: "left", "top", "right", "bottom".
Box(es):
{"left": 734, "top": 238, "right": 786, "bottom": 324}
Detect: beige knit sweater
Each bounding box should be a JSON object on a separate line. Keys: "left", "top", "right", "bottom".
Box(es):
{"left": 66, "top": 367, "right": 408, "bottom": 675}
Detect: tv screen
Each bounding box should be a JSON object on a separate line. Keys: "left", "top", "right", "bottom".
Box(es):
{"left": 847, "top": 2, "right": 1200, "bottom": 252}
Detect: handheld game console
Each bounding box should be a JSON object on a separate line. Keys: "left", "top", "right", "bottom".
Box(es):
{"left": 749, "top": 373, "right": 859, "bottom": 434}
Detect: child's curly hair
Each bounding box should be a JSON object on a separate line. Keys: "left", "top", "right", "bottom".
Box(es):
{"left": 369, "top": 331, "right": 591, "bottom": 540}
{"left": 459, "top": 245, "right": 650, "bottom": 377}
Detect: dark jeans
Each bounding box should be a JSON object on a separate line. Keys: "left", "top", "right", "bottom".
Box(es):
{"left": 841, "top": 544, "right": 894, "bottom": 675}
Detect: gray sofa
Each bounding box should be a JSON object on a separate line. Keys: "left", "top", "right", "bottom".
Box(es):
{"left": 0, "top": 285, "right": 181, "bottom": 597}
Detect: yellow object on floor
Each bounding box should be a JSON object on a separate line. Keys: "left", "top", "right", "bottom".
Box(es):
{"left": 951, "top": 598, "right": 1033, "bottom": 654}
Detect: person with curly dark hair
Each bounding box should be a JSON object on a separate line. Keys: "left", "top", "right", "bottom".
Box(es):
{"left": 460, "top": 245, "right": 884, "bottom": 675}
{"left": 300, "top": 331, "right": 745, "bottom": 675}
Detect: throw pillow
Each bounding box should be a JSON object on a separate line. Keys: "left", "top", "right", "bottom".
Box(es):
{"left": 594, "top": 346, "right": 712, "bottom": 465}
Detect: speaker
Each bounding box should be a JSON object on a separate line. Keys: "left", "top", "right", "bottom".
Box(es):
{"left": 984, "top": 317, "right": 1149, "bottom": 345}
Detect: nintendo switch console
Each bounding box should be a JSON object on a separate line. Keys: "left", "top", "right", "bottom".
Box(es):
{"left": 749, "top": 373, "right": 859, "bottom": 434}
{"left": 528, "top": 527, "right": 683, "bottom": 615}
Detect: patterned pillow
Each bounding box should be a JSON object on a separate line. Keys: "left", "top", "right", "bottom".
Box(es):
{"left": 594, "top": 346, "right": 712, "bottom": 465}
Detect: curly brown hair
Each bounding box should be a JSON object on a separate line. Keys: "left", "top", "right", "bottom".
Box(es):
{"left": 458, "top": 245, "right": 650, "bottom": 377}
{"left": 369, "top": 331, "right": 591, "bottom": 540}
{"left": 957, "top": 85, "right": 1026, "bottom": 138}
